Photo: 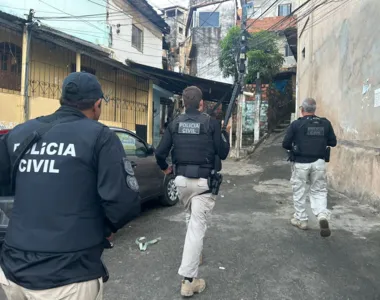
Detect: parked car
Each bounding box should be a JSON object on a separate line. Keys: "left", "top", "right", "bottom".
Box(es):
{"left": 0, "top": 127, "right": 178, "bottom": 243}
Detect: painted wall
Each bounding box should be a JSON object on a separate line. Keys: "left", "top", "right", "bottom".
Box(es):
{"left": 190, "top": 0, "right": 235, "bottom": 84}
{"left": 249, "top": 0, "right": 300, "bottom": 18}
{"left": 297, "top": 0, "right": 380, "bottom": 205}
{"left": 0, "top": 0, "right": 108, "bottom": 46}
{"left": 108, "top": 0, "right": 164, "bottom": 69}
{"left": 0, "top": 0, "right": 164, "bottom": 69}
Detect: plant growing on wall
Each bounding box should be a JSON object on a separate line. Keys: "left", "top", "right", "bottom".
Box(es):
{"left": 219, "top": 26, "right": 284, "bottom": 83}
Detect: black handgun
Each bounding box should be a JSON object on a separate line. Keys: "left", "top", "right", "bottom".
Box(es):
{"left": 325, "top": 147, "right": 331, "bottom": 163}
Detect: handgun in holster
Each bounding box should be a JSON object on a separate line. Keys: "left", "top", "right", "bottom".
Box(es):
{"left": 325, "top": 147, "right": 331, "bottom": 163}
{"left": 287, "top": 150, "right": 295, "bottom": 162}
{"left": 208, "top": 170, "right": 223, "bottom": 196}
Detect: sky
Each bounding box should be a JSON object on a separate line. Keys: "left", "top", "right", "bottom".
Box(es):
{"left": 148, "top": 0, "right": 189, "bottom": 9}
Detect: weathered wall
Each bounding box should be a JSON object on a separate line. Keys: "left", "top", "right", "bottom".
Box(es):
{"left": 297, "top": 0, "right": 380, "bottom": 205}
{"left": 191, "top": 0, "right": 235, "bottom": 84}
{"left": 109, "top": 0, "right": 163, "bottom": 69}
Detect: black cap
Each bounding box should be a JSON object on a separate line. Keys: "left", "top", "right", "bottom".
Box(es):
{"left": 62, "top": 72, "right": 106, "bottom": 103}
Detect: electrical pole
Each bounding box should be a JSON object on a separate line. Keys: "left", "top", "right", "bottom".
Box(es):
{"left": 22, "top": 9, "right": 35, "bottom": 122}
{"left": 223, "top": 0, "right": 249, "bottom": 158}
{"left": 235, "top": 0, "right": 248, "bottom": 158}
{"left": 254, "top": 72, "right": 261, "bottom": 143}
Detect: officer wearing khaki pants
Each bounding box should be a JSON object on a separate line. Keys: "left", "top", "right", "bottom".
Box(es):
{"left": 155, "top": 86, "right": 230, "bottom": 297}
{"left": 283, "top": 98, "right": 337, "bottom": 237}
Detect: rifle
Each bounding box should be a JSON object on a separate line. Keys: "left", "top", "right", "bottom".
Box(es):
{"left": 222, "top": 82, "right": 241, "bottom": 131}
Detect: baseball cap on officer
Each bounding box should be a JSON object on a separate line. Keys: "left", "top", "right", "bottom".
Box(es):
{"left": 61, "top": 72, "right": 107, "bottom": 105}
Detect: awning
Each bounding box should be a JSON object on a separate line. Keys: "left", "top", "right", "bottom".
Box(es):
{"left": 127, "top": 61, "right": 234, "bottom": 103}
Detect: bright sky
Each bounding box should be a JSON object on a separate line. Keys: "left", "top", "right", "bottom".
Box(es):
{"left": 148, "top": 0, "right": 189, "bottom": 9}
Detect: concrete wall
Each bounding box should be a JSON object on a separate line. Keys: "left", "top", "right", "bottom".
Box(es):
{"left": 297, "top": 0, "right": 380, "bottom": 205}
{"left": 278, "top": 36, "right": 296, "bottom": 69}
{"left": 190, "top": 0, "right": 235, "bottom": 84}
{"left": 108, "top": 0, "right": 163, "bottom": 69}
{"left": 0, "top": 0, "right": 163, "bottom": 69}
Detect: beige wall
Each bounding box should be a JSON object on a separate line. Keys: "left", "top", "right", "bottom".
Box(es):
{"left": 297, "top": 0, "right": 380, "bottom": 204}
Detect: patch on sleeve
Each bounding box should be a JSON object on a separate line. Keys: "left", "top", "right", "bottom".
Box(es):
{"left": 126, "top": 175, "right": 139, "bottom": 192}
{"left": 306, "top": 127, "right": 325, "bottom": 136}
{"left": 178, "top": 122, "right": 200, "bottom": 134}
{"left": 123, "top": 158, "right": 135, "bottom": 176}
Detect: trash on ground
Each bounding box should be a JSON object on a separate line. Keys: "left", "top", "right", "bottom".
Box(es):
{"left": 219, "top": 266, "right": 226, "bottom": 270}
{"left": 135, "top": 237, "right": 161, "bottom": 251}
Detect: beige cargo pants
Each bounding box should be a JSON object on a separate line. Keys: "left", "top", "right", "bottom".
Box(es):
{"left": 174, "top": 175, "right": 216, "bottom": 278}
{"left": 291, "top": 159, "right": 331, "bottom": 221}
{"left": 0, "top": 267, "right": 103, "bottom": 300}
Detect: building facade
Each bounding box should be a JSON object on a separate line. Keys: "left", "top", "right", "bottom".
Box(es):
{"left": 0, "top": 11, "right": 154, "bottom": 143}
{"left": 243, "top": 0, "right": 299, "bottom": 71}
{"left": 186, "top": 0, "right": 236, "bottom": 84}
{"left": 162, "top": 5, "right": 188, "bottom": 72}
{"left": 297, "top": 0, "right": 380, "bottom": 204}
{"left": 0, "top": 0, "right": 169, "bottom": 69}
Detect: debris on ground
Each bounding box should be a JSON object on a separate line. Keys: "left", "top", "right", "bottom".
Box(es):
{"left": 135, "top": 237, "right": 161, "bottom": 251}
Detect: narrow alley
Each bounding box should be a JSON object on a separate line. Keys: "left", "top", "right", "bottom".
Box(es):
{"left": 100, "top": 132, "right": 380, "bottom": 300}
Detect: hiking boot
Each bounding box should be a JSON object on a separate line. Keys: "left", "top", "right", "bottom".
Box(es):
{"left": 319, "top": 217, "right": 331, "bottom": 237}
{"left": 181, "top": 279, "right": 206, "bottom": 297}
{"left": 291, "top": 218, "right": 308, "bottom": 230}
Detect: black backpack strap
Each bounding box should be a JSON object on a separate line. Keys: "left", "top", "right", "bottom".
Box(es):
{"left": 11, "top": 115, "right": 80, "bottom": 192}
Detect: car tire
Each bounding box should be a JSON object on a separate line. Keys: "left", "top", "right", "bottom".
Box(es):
{"left": 159, "top": 174, "right": 179, "bottom": 206}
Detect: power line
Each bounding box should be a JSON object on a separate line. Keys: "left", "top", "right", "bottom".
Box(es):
{"left": 38, "top": 0, "right": 166, "bottom": 53}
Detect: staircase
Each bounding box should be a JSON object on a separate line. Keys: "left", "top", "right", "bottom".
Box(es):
{"left": 273, "top": 117, "right": 291, "bottom": 133}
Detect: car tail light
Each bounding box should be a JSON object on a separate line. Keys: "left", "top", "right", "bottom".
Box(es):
{"left": 0, "top": 130, "right": 9, "bottom": 135}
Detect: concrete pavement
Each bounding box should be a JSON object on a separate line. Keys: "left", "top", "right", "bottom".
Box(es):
{"left": 1, "top": 132, "right": 380, "bottom": 299}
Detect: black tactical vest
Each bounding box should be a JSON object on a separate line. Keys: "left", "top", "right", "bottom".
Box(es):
{"left": 171, "top": 112, "right": 215, "bottom": 170}
{"left": 5, "top": 117, "right": 105, "bottom": 253}
{"left": 294, "top": 116, "right": 329, "bottom": 159}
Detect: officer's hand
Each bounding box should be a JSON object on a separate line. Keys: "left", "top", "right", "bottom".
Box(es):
{"left": 163, "top": 166, "right": 173, "bottom": 175}
{"left": 222, "top": 120, "right": 232, "bottom": 133}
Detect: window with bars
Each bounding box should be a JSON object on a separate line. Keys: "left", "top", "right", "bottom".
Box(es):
{"left": 278, "top": 4, "right": 292, "bottom": 16}
{"left": 132, "top": 25, "right": 143, "bottom": 53}
{"left": 0, "top": 42, "right": 22, "bottom": 92}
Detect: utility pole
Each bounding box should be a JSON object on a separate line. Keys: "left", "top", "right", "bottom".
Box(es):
{"left": 254, "top": 72, "right": 261, "bottom": 143}
{"left": 234, "top": 0, "right": 248, "bottom": 158}
{"left": 22, "top": 9, "right": 35, "bottom": 122}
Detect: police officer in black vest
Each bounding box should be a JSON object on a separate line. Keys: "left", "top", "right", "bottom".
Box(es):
{"left": 155, "top": 86, "right": 230, "bottom": 297}
{"left": 283, "top": 97, "right": 337, "bottom": 237}
{"left": 0, "top": 72, "right": 140, "bottom": 299}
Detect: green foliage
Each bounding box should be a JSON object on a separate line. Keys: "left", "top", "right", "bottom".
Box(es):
{"left": 219, "top": 27, "right": 285, "bottom": 83}
{"left": 219, "top": 26, "right": 241, "bottom": 82}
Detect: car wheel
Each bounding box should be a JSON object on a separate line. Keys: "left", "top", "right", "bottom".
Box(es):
{"left": 159, "top": 174, "right": 179, "bottom": 206}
